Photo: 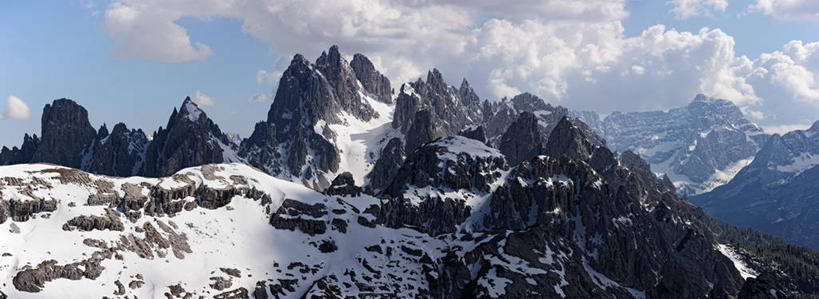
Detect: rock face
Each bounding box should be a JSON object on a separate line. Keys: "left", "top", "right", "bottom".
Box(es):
{"left": 31, "top": 99, "right": 97, "bottom": 168}
{"left": 577, "top": 94, "right": 768, "bottom": 195}
{"left": 315, "top": 45, "right": 378, "bottom": 122}
{"left": 143, "top": 97, "right": 238, "bottom": 177}
{"left": 350, "top": 53, "right": 392, "bottom": 104}
{"left": 380, "top": 136, "right": 507, "bottom": 236}
{"left": 499, "top": 112, "right": 545, "bottom": 165}
{"left": 240, "top": 46, "right": 388, "bottom": 190}
{"left": 0, "top": 97, "right": 233, "bottom": 179}
{"left": 85, "top": 123, "right": 148, "bottom": 177}
{"left": 483, "top": 92, "right": 604, "bottom": 147}
{"left": 458, "top": 79, "right": 485, "bottom": 123}
{"left": 0, "top": 134, "right": 39, "bottom": 166}
{"left": 0, "top": 151, "right": 815, "bottom": 297}
{"left": 325, "top": 172, "right": 362, "bottom": 197}
{"left": 366, "top": 138, "right": 404, "bottom": 192}
{"left": 692, "top": 121, "right": 819, "bottom": 249}
{"left": 392, "top": 69, "right": 474, "bottom": 151}
{"left": 457, "top": 125, "right": 487, "bottom": 144}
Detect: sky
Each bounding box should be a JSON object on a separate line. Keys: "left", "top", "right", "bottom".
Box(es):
{"left": 3, "top": 0, "right": 819, "bottom": 147}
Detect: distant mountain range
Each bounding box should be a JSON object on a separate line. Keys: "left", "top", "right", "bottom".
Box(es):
{"left": 692, "top": 122, "right": 819, "bottom": 249}
{"left": 1, "top": 45, "right": 818, "bottom": 297}
{"left": 573, "top": 94, "right": 768, "bottom": 195}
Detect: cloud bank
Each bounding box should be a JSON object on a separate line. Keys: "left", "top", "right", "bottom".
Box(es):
{"left": 99, "top": 0, "right": 819, "bottom": 126}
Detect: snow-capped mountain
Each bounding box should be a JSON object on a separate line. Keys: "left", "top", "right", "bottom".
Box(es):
{"left": 692, "top": 121, "right": 819, "bottom": 249}
{"left": 239, "top": 46, "right": 396, "bottom": 190}
{"left": 574, "top": 94, "right": 768, "bottom": 195}
{"left": 1, "top": 45, "right": 818, "bottom": 297}
{"left": 142, "top": 97, "right": 241, "bottom": 177}
{"left": 0, "top": 117, "right": 790, "bottom": 298}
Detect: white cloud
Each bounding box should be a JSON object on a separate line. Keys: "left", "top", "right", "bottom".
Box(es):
{"left": 248, "top": 93, "right": 272, "bottom": 104}
{"left": 104, "top": 1, "right": 213, "bottom": 62}
{"left": 100, "top": 0, "right": 819, "bottom": 125}
{"left": 6, "top": 95, "right": 31, "bottom": 120}
{"left": 749, "top": 0, "right": 819, "bottom": 20}
{"left": 763, "top": 123, "right": 812, "bottom": 134}
{"left": 256, "top": 69, "right": 283, "bottom": 85}
{"left": 670, "top": 0, "right": 728, "bottom": 19}
{"left": 192, "top": 90, "right": 214, "bottom": 106}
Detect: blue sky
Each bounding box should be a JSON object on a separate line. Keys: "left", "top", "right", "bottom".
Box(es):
{"left": 2, "top": 0, "right": 819, "bottom": 147}
{"left": 0, "top": 1, "right": 275, "bottom": 147}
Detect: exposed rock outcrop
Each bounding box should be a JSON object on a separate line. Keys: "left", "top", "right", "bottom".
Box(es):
{"left": 499, "top": 112, "right": 545, "bottom": 165}
{"left": 31, "top": 99, "right": 97, "bottom": 168}
{"left": 367, "top": 138, "right": 404, "bottom": 192}
{"left": 350, "top": 53, "right": 392, "bottom": 104}
{"left": 325, "top": 172, "right": 362, "bottom": 197}
{"left": 0, "top": 134, "right": 39, "bottom": 166}
{"left": 86, "top": 123, "right": 148, "bottom": 176}
{"left": 143, "top": 97, "right": 237, "bottom": 177}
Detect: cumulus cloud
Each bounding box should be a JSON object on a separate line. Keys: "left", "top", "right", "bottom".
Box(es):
{"left": 191, "top": 90, "right": 214, "bottom": 106}
{"left": 749, "top": 0, "right": 819, "bottom": 20}
{"left": 670, "top": 0, "right": 728, "bottom": 19}
{"left": 248, "top": 93, "right": 272, "bottom": 104}
{"left": 5, "top": 95, "right": 31, "bottom": 120}
{"left": 104, "top": 1, "right": 213, "bottom": 62}
{"left": 99, "top": 0, "right": 819, "bottom": 124}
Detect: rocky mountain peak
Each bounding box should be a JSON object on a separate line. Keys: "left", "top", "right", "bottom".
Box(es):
{"left": 86, "top": 122, "right": 149, "bottom": 177}
{"left": 808, "top": 120, "right": 819, "bottom": 134}
{"left": 458, "top": 78, "right": 484, "bottom": 122}
{"left": 589, "top": 94, "right": 766, "bottom": 195}
{"left": 315, "top": 45, "right": 377, "bottom": 121}
{"left": 510, "top": 92, "right": 554, "bottom": 112}
{"left": 0, "top": 133, "right": 40, "bottom": 166}
{"left": 499, "top": 111, "right": 545, "bottom": 165}
{"left": 178, "top": 96, "right": 205, "bottom": 123}
{"left": 692, "top": 93, "right": 710, "bottom": 103}
{"left": 350, "top": 53, "right": 392, "bottom": 103}
{"left": 426, "top": 68, "right": 447, "bottom": 92}
{"left": 543, "top": 116, "right": 596, "bottom": 161}
{"left": 383, "top": 135, "right": 506, "bottom": 198}
{"left": 97, "top": 124, "right": 109, "bottom": 139}
{"left": 31, "top": 98, "right": 97, "bottom": 168}
{"left": 143, "top": 97, "right": 234, "bottom": 177}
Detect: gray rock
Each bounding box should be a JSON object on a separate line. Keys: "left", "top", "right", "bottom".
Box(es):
{"left": 367, "top": 138, "right": 405, "bottom": 192}
{"left": 63, "top": 208, "right": 124, "bottom": 232}
{"left": 457, "top": 126, "right": 487, "bottom": 144}
{"left": 143, "top": 97, "right": 235, "bottom": 177}
{"left": 31, "top": 99, "right": 97, "bottom": 168}
{"left": 269, "top": 199, "right": 327, "bottom": 235}
{"left": 325, "top": 172, "right": 362, "bottom": 196}
{"left": 350, "top": 53, "right": 392, "bottom": 104}
{"left": 499, "top": 112, "right": 545, "bottom": 165}
{"left": 86, "top": 123, "right": 148, "bottom": 177}
{"left": 0, "top": 133, "right": 39, "bottom": 166}
{"left": 405, "top": 109, "right": 445, "bottom": 152}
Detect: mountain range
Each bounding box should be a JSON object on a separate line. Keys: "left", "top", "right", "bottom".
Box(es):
{"left": 1, "top": 45, "right": 818, "bottom": 298}
{"left": 692, "top": 122, "right": 819, "bottom": 249}
{"left": 573, "top": 94, "right": 768, "bottom": 195}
